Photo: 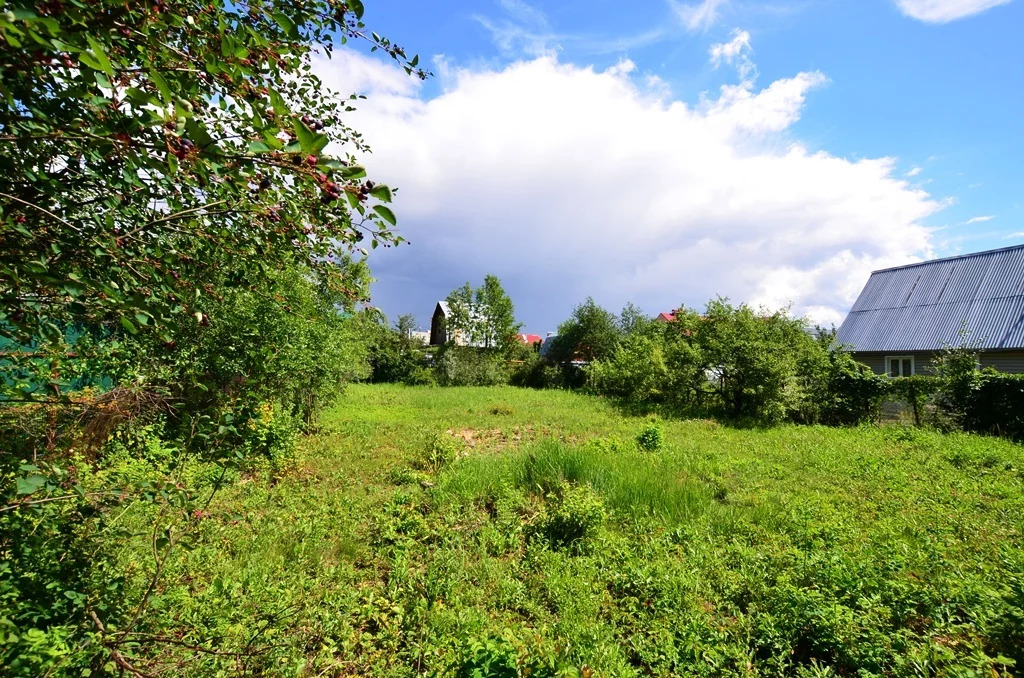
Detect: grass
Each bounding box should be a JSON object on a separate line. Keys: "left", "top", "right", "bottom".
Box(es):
{"left": 116, "top": 384, "right": 1024, "bottom": 676}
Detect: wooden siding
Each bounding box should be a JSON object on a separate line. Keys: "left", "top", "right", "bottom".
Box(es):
{"left": 980, "top": 350, "right": 1024, "bottom": 373}
{"left": 854, "top": 350, "right": 1024, "bottom": 375}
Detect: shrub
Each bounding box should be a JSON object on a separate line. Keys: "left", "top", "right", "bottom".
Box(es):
{"left": 531, "top": 482, "right": 605, "bottom": 553}
{"left": 434, "top": 346, "right": 507, "bottom": 386}
{"left": 421, "top": 432, "right": 463, "bottom": 472}
{"left": 636, "top": 422, "right": 664, "bottom": 452}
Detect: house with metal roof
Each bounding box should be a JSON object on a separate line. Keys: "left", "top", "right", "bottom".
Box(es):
{"left": 835, "top": 244, "right": 1024, "bottom": 376}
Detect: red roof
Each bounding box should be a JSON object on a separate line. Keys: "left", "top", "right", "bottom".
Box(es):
{"left": 656, "top": 312, "right": 677, "bottom": 322}
{"left": 517, "top": 333, "right": 543, "bottom": 344}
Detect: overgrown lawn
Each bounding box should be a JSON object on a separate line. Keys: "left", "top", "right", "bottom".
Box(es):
{"left": 119, "top": 385, "right": 1024, "bottom": 676}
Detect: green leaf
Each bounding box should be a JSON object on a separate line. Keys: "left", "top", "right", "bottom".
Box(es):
{"left": 373, "top": 205, "right": 397, "bottom": 226}
{"left": 369, "top": 184, "right": 393, "bottom": 202}
{"left": 149, "top": 69, "right": 173, "bottom": 103}
{"left": 268, "top": 88, "right": 289, "bottom": 116}
{"left": 134, "top": 312, "right": 151, "bottom": 326}
{"left": 247, "top": 140, "right": 273, "bottom": 153}
{"left": 184, "top": 119, "right": 214, "bottom": 150}
{"left": 341, "top": 165, "right": 367, "bottom": 180}
{"left": 348, "top": 0, "right": 365, "bottom": 19}
{"left": 293, "top": 120, "right": 327, "bottom": 154}
{"left": 16, "top": 475, "right": 47, "bottom": 496}
{"left": 85, "top": 35, "right": 115, "bottom": 77}
{"left": 120, "top": 316, "right": 138, "bottom": 335}
{"left": 272, "top": 12, "right": 297, "bottom": 38}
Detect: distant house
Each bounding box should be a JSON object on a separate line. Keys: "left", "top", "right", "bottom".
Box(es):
{"left": 656, "top": 310, "right": 678, "bottom": 323}
{"left": 517, "top": 333, "right": 543, "bottom": 348}
{"left": 429, "top": 301, "right": 489, "bottom": 347}
{"left": 835, "top": 244, "right": 1024, "bottom": 376}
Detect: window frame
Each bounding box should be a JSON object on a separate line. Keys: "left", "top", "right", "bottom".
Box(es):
{"left": 885, "top": 355, "right": 915, "bottom": 378}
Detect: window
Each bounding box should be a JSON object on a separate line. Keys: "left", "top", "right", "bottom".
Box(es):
{"left": 885, "top": 356, "right": 915, "bottom": 377}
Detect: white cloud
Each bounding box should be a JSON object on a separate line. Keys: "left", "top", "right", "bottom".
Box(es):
{"left": 709, "top": 29, "right": 751, "bottom": 66}
{"left": 709, "top": 29, "right": 756, "bottom": 85}
{"left": 895, "top": 0, "right": 1012, "bottom": 22}
{"left": 905, "top": 166, "right": 922, "bottom": 177}
{"left": 474, "top": 0, "right": 560, "bottom": 57}
{"left": 314, "top": 49, "right": 940, "bottom": 329}
{"left": 1006, "top": 232, "right": 1024, "bottom": 239}
{"left": 966, "top": 215, "right": 995, "bottom": 224}
{"left": 673, "top": 0, "right": 729, "bottom": 31}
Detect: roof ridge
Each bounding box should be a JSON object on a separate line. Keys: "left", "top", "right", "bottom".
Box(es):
{"left": 871, "top": 242, "right": 1024, "bottom": 275}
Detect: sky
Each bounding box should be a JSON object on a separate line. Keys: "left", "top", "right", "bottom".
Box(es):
{"left": 317, "top": 0, "right": 1024, "bottom": 333}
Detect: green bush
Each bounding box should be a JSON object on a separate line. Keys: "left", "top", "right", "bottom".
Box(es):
{"left": 531, "top": 482, "right": 605, "bottom": 553}
{"left": 964, "top": 372, "right": 1024, "bottom": 440}
{"left": 636, "top": 422, "right": 664, "bottom": 451}
{"left": 435, "top": 346, "right": 507, "bottom": 386}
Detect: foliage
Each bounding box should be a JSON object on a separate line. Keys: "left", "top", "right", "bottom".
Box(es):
{"left": 798, "top": 330, "right": 890, "bottom": 426}
{"left": 361, "top": 310, "right": 428, "bottom": 384}
{"left": 0, "top": 1, "right": 417, "bottom": 673}
{"left": 435, "top": 345, "right": 507, "bottom": 387}
{"left": 100, "top": 383, "right": 1022, "bottom": 675}
{"left": 530, "top": 482, "right": 605, "bottom": 554}
{"left": 0, "top": 0, "right": 416, "bottom": 384}
{"left": 444, "top": 275, "right": 522, "bottom": 352}
{"left": 635, "top": 421, "right": 663, "bottom": 451}
{"left": 959, "top": 371, "right": 1024, "bottom": 440}
{"left": 546, "top": 298, "right": 621, "bottom": 365}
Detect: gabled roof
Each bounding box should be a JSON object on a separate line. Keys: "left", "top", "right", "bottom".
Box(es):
{"left": 836, "top": 244, "right": 1024, "bottom": 352}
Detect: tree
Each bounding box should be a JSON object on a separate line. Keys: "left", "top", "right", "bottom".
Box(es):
{"left": 0, "top": 0, "right": 423, "bottom": 400}
{"left": 444, "top": 275, "right": 521, "bottom": 351}
{"left": 0, "top": 4, "right": 425, "bottom": 672}
{"left": 547, "top": 298, "right": 621, "bottom": 365}
{"left": 476, "top": 274, "right": 520, "bottom": 352}
{"left": 618, "top": 302, "right": 649, "bottom": 335}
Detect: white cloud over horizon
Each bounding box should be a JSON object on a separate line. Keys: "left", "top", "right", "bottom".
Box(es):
{"left": 895, "top": 0, "right": 1012, "bottom": 22}
{"left": 314, "top": 47, "right": 941, "bottom": 330}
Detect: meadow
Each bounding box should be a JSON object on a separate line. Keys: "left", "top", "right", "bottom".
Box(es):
{"left": 115, "top": 384, "right": 1024, "bottom": 676}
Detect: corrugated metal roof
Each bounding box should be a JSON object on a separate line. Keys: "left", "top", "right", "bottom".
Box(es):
{"left": 836, "top": 244, "right": 1024, "bottom": 352}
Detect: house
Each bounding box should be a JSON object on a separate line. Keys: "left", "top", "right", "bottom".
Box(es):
{"left": 517, "top": 333, "right": 543, "bottom": 348}
{"left": 835, "top": 244, "right": 1024, "bottom": 376}
{"left": 656, "top": 310, "right": 678, "bottom": 323}
{"left": 429, "top": 301, "right": 490, "bottom": 347}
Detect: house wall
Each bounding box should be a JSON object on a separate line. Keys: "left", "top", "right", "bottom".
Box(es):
{"left": 429, "top": 307, "right": 447, "bottom": 346}
{"left": 854, "top": 350, "right": 1024, "bottom": 375}
{"left": 980, "top": 350, "right": 1024, "bottom": 373}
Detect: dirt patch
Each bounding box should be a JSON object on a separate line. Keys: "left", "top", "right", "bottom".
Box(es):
{"left": 446, "top": 426, "right": 535, "bottom": 453}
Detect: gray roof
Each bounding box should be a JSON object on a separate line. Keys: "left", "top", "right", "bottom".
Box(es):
{"left": 836, "top": 244, "right": 1024, "bottom": 353}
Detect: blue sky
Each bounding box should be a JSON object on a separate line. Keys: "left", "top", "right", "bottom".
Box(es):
{"left": 321, "top": 0, "right": 1023, "bottom": 332}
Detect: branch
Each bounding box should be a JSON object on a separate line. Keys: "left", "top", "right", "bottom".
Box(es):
{"left": 0, "top": 191, "right": 82, "bottom": 233}
{"left": 87, "top": 610, "right": 154, "bottom": 678}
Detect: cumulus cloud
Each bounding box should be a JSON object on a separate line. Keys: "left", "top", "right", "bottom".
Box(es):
{"left": 673, "top": 0, "right": 729, "bottom": 31}
{"left": 895, "top": 0, "right": 1012, "bottom": 22}
{"left": 312, "top": 48, "right": 940, "bottom": 330}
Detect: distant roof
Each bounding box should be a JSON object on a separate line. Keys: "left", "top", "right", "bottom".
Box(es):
{"left": 518, "top": 333, "right": 543, "bottom": 344}
{"left": 836, "top": 244, "right": 1024, "bottom": 352}
{"left": 656, "top": 312, "right": 677, "bottom": 322}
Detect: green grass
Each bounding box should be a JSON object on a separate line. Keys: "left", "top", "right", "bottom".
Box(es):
{"left": 117, "top": 384, "right": 1024, "bottom": 676}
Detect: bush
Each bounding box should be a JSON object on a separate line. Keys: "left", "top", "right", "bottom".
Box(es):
{"left": 636, "top": 422, "right": 664, "bottom": 451}
{"left": 531, "top": 482, "right": 605, "bottom": 553}
{"left": 963, "top": 372, "right": 1024, "bottom": 440}
{"left": 435, "top": 346, "right": 507, "bottom": 386}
